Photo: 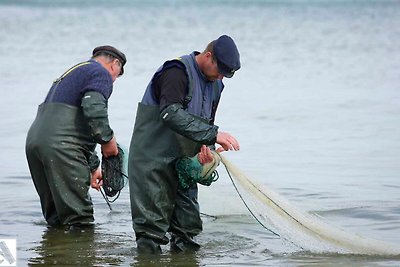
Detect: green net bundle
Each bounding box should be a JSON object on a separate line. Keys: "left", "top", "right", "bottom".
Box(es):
{"left": 175, "top": 151, "right": 221, "bottom": 189}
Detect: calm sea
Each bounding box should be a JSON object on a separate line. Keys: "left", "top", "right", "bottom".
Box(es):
{"left": 1, "top": 0, "right": 400, "bottom": 266}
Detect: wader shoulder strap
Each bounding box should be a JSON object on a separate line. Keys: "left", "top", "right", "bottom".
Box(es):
{"left": 53, "top": 61, "right": 92, "bottom": 83}
{"left": 212, "top": 81, "right": 222, "bottom": 113}
{"left": 47, "top": 61, "right": 92, "bottom": 102}
{"left": 176, "top": 57, "right": 193, "bottom": 110}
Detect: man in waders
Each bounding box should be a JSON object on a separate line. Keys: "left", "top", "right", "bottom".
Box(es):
{"left": 128, "top": 35, "right": 241, "bottom": 253}
{"left": 26, "top": 45, "right": 126, "bottom": 229}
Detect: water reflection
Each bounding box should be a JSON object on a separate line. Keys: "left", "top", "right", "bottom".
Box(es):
{"left": 28, "top": 226, "right": 202, "bottom": 266}
{"left": 28, "top": 226, "right": 97, "bottom": 266}
{"left": 132, "top": 250, "right": 200, "bottom": 267}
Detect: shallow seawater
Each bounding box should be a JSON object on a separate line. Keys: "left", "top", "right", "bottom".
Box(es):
{"left": 1, "top": 0, "right": 400, "bottom": 266}
{"left": 3, "top": 173, "right": 400, "bottom": 266}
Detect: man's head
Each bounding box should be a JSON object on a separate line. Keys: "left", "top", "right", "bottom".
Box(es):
{"left": 197, "top": 35, "right": 240, "bottom": 81}
{"left": 212, "top": 35, "right": 241, "bottom": 78}
{"left": 92, "top": 45, "right": 127, "bottom": 81}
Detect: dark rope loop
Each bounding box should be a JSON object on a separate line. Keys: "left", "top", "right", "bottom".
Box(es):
{"left": 101, "top": 144, "right": 127, "bottom": 203}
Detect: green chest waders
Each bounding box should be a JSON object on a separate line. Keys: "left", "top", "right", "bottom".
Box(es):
{"left": 26, "top": 103, "right": 97, "bottom": 225}
{"left": 129, "top": 103, "right": 203, "bottom": 245}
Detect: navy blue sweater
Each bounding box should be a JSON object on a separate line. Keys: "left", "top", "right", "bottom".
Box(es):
{"left": 44, "top": 59, "right": 113, "bottom": 106}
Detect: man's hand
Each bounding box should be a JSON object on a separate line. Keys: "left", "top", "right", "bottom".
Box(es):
{"left": 197, "top": 145, "right": 214, "bottom": 164}
{"left": 216, "top": 131, "right": 240, "bottom": 152}
{"left": 90, "top": 168, "right": 103, "bottom": 191}
{"left": 101, "top": 136, "right": 118, "bottom": 157}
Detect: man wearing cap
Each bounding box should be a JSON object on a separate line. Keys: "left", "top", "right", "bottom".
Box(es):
{"left": 26, "top": 45, "right": 126, "bottom": 229}
{"left": 128, "top": 35, "right": 241, "bottom": 253}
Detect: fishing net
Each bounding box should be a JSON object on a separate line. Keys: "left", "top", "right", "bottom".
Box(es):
{"left": 101, "top": 143, "right": 128, "bottom": 202}
{"left": 176, "top": 151, "right": 221, "bottom": 189}
{"left": 220, "top": 155, "right": 400, "bottom": 255}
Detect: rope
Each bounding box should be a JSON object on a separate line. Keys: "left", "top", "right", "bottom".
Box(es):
{"left": 102, "top": 151, "right": 126, "bottom": 191}
{"left": 98, "top": 159, "right": 127, "bottom": 210}
{"left": 100, "top": 187, "right": 113, "bottom": 211}
{"left": 99, "top": 145, "right": 128, "bottom": 208}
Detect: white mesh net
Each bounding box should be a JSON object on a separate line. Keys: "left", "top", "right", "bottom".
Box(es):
{"left": 220, "top": 155, "right": 400, "bottom": 255}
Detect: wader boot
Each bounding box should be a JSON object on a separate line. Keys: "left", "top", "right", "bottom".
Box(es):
{"left": 170, "top": 233, "right": 200, "bottom": 253}
{"left": 136, "top": 237, "right": 162, "bottom": 254}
